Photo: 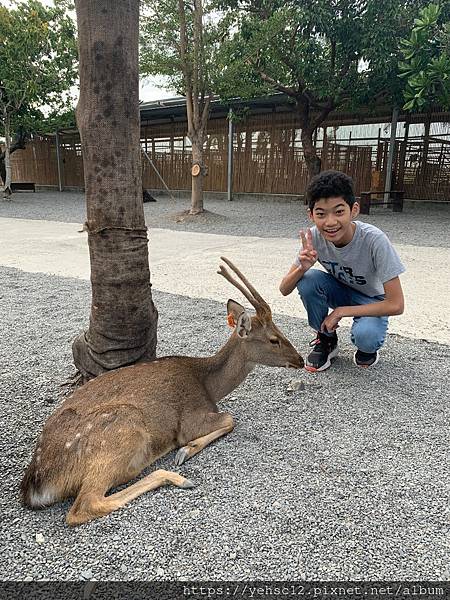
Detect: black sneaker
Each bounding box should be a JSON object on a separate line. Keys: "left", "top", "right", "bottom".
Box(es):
{"left": 305, "top": 331, "right": 338, "bottom": 372}
{"left": 353, "top": 349, "right": 379, "bottom": 368}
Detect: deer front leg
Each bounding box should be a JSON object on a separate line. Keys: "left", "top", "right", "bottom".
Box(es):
{"left": 175, "top": 412, "right": 234, "bottom": 466}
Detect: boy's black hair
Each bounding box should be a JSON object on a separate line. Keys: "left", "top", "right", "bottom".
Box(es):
{"left": 306, "top": 170, "right": 355, "bottom": 211}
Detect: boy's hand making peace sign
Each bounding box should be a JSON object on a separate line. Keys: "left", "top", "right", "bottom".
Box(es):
{"left": 279, "top": 227, "right": 319, "bottom": 297}
{"left": 299, "top": 228, "right": 318, "bottom": 271}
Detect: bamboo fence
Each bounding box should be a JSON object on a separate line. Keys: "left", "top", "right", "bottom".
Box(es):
{"left": 8, "top": 112, "right": 450, "bottom": 201}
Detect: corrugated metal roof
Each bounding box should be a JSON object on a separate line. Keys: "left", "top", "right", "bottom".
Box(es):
{"left": 139, "top": 94, "right": 296, "bottom": 123}
{"left": 139, "top": 94, "right": 450, "bottom": 127}
{"left": 53, "top": 94, "right": 449, "bottom": 134}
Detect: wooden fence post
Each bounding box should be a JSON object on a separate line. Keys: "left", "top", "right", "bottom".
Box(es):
{"left": 55, "top": 130, "right": 63, "bottom": 191}
{"left": 384, "top": 106, "right": 399, "bottom": 201}
{"left": 227, "top": 109, "right": 234, "bottom": 201}
{"left": 393, "top": 190, "right": 404, "bottom": 212}
{"left": 360, "top": 191, "right": 371, "bottom": 215}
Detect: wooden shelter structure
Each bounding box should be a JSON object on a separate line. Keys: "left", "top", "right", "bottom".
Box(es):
{"left": 9, "top": 95, "right": 450, "bottom": 202}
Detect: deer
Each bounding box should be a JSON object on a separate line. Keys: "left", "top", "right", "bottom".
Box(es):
{"left": 21, "top": 257, "right": 304, "bottom": 526}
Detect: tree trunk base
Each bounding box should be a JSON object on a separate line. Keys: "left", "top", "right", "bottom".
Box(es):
{"left": 72, "top": 322, "right": 158, "bottom": 382}
{"left": 188, "top": 207, "right": 205, "bottom": 215}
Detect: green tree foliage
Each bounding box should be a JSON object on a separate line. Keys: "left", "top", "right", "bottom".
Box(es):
{"left": 400, "top": 2, "right": 450, "bottom": 110}
{"left": 216, "top": 0, "right": 430, "bottom": 176}
{"left": 140, "top": 0, "right": 216, "bottom": 90}
{"left": 140, "top": 0, "right": 222, "bottom": 213}
{"left": 0, "top": 0, "right": 77, "bottom": 194}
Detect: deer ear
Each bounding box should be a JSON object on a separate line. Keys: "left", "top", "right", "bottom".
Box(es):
{"left": 227, "top": 299, "right": 252, "bottom": 338}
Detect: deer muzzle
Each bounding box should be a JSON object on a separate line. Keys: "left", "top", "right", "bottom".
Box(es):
{"left": 286, "top": 354, "right": 304, "bottom": 369}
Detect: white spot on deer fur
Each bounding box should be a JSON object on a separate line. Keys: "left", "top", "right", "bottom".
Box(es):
{"left": 65, "top": 433, "right": 82, "bottom": 449}
{"left": 36, "top": 447, "right": 41, "bottom": 454}
{"left": 101, "top": 440, "right": 106, "bottom": 447}
{"left": 36, "top": 455, "right": 40, "bottom": 464}
{"left": 86, "top": 423, "right": 93, "bottom": 432}
{"left": 102, "top": 413, "right": 110, "bottom": 418}
{"left": 28, "top": 485, "right": 58, "bottom": 508}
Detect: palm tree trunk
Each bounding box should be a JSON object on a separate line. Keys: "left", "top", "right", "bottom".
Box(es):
{"left": 73, "top": 0, "right": 158, "bottom": 381}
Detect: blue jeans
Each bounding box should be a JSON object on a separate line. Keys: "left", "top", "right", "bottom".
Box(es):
{"left": 296, "top": 270, "right": 388, "bottom": 353}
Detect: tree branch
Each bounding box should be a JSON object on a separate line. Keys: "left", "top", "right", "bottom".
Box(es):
{"left": 277, "top": 53, "right": 306, "bottom": 91}
{"left": 337, "top": 58, "right": 353, "bottom": 83}
{"left": 304, "top": 90, "right": 327, "bottom": 109}
{"left": 192, "top": 0, "right": 202, "bottom": 126}
{"left": 250, "top": 61, "right": 298, "bottom": 97}
{"left": 331, "top": 58, "right": 357, "bottom": 104}
{"left": 290, "top": 22, "right": 300, "bottom": 53}
{"left": 178, "top": 0, "right": 194, "bottom": 134}
{"left": 330, "top": 39, "right": 336, "bottom": 75}
{"left": 200, "top": 92, "right": 212, "bottom": 131}
{"left": 310, "top": 100, "right": 335, "bottom": 131}
{"left": 295, "top": 93, "right": 310, "bottom": 128}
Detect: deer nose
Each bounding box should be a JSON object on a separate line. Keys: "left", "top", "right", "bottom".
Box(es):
{"left": 287, "top": 354, "right": 304, "bottom": 369}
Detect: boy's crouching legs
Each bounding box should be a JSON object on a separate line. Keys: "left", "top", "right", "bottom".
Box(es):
{"left": 296, "top": 269, "right": 343, "bottom": 331}
{"left": 297, "top": 270, "right": 347, "bottom": 372}
{"left": 351, "top": 316, "right": 388, "bottom": 367}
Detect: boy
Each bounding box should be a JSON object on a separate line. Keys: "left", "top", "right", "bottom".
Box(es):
{"left": 279, "top": 170, "right": 405, "bottom": 372}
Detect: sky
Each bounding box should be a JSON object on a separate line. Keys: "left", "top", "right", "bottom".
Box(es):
{"left": 3, "top": 0, "right": 177, "bottom": 104}
{"left": 139, "top": 77, "right": 176, "bottom": 103}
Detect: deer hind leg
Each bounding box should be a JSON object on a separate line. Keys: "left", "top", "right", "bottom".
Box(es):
{"left": 66, "top": 469, "right": 194, "bottom": 526}
{"left": 175, "top": 412, "right": 235, "bottom": 466}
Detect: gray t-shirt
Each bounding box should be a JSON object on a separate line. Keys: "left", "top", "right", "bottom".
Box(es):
{"left": 294, "top": 221, "right": 405, "bottom": 297}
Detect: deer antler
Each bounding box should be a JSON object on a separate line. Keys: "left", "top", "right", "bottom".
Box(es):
{"left": 217, "top": 257, "right": 272, "bottom": 319}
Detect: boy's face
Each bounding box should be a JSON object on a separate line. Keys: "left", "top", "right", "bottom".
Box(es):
{"left": 309, "top": 196, "right": 360, "bottom": 246}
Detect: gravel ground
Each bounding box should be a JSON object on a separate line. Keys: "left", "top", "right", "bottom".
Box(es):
{"left": 1, "top": 190, "right": 450, "bottom": 247}
{"left": 1, "top": 266, "right": 449, "bottom": 581}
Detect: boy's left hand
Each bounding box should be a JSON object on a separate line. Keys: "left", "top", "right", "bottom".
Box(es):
{"left": 321, "top": 309, "right": 343, "bottom": 333}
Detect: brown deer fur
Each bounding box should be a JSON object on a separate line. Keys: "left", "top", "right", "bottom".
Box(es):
{"left": 21, "top": 258, "right": 303, "bottom": 525}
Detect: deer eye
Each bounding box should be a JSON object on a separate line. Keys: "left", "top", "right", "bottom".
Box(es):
{"left": 270, "top": 337, "right": 280, "bottom": 346}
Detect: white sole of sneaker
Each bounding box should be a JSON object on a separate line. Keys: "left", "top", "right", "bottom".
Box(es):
{"left": 305, "top": 346, "right": 339, "bottom": 372}
{"left": 353, "top": 350, "right": 379, "bottom": 368}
